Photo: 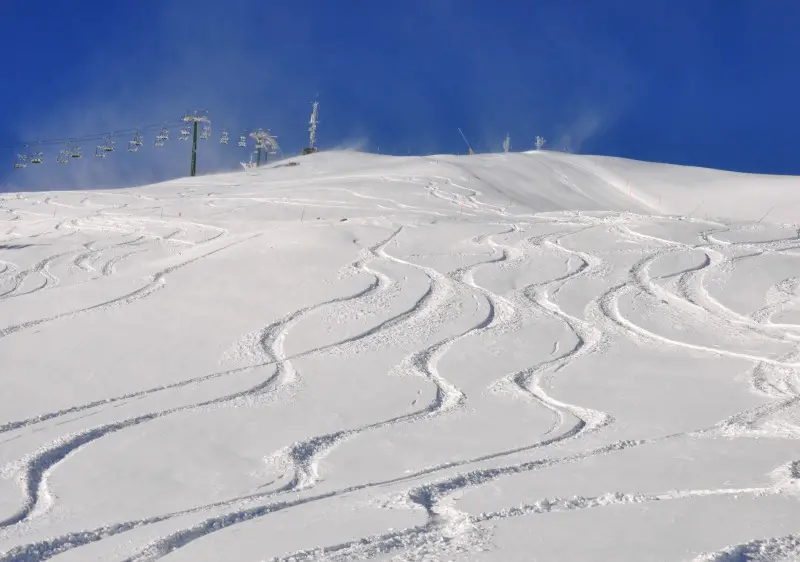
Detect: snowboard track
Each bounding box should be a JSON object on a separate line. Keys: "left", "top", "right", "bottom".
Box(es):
{"left": 3, "top": 174, "right": 800, "bottom": 561}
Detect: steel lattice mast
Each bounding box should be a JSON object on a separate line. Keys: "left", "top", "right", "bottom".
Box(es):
{"left": 309, "top": 101, "right": 319, "bottom": 150}
{"left": 303, "top": 100, "right": 319, "bottom": 155}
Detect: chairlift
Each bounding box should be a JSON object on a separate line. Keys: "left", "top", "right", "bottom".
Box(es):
{"left": 155, "top": 127, "right": 168, "bottom": 147}
{"left": 101, "top": 136, "right": 115, "bottom": 152}
{"left": 57, "top": 150, "right": 70, "bottom": 164}
{"left": 70, "top": 145, "right": 82, "bottom": 158}
{"left": 220, "top": 129, "right": 229, "bottom": 145}
{"left": 199, "top": 123, "right": 211, "bottom": 140}
{"left": 179, "top": 127, "right": 191, "bottom": 141}
{"left": 30, "top": 150, "right": 44, "bottom": 164}
{"left": 14, "top": 154, "right": 27, "bottom": 169}
{"left": 238, "top": 135, "right": 247, "bottom": 148}
{"left": 95, "top": 146, "right": 107, "bottom": 158}
{"left": 128, "top": 131, "right": 143, "bottom": 152}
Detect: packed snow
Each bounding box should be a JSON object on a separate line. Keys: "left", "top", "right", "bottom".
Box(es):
{"left": 1, "top": 150, "right": 800, "bottom": 561}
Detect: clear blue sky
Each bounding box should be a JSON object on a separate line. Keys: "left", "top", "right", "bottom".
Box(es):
{"left": 2, "top": 0, "right": 799, "bottom": 190}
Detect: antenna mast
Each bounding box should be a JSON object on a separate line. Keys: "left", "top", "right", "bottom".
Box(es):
{"left": 457, "top": 128, "right": 474, "bottom": 155}
{"left": 303, "top": 99, "right": 320, "bottom": 155}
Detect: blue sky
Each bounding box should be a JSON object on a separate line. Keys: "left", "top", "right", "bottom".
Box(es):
{"left": 2, "top": 0, "right": 799, "bottom": 190}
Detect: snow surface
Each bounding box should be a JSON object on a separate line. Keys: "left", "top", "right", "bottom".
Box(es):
{"left": 1, "top": 149, "right": 800, "bottom": 561}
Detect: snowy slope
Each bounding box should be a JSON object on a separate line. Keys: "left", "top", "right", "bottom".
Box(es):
{"left": 1, "top": 149, "right": 800, "bottom": 562}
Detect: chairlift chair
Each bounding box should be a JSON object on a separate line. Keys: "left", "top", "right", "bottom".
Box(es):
{"left": 179, "top": 127, "right": 191, "bottom": 141}
{"left": 95, "top": 146, "right": 107, "bottom": 158}
{"left": 220, "top": 129, "right": 229, "bottom": 145}
{"left": 14, "top": 154, "right": 27, "bottom": 169}
{"left": 70, "top": 145, "right": 82, "bottom": 158}
{"left": 101, "top": 136, "right": 115, "bottom": 152}
{"left": 57, "top": 150, "right": 69, "bottom": 164}
{"left": 155, "top": 128, "right": 168, "bottom": 147}
{"left": 128, "top": 132, "right": 143, "bottom": 152}
{"left": 30, "top": 151, "right": 44, "bottom": 164}
{"left": 199, "top": 123, "right": 211, "bottom": 140}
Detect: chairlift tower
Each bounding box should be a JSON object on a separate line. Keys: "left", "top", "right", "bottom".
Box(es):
{"left": 303, "top": 100, "right": 319, "bottom": 155}
{"left": 183, "top": 110, "right": 211, "bottom": 177}
{"left": 249, "top": 128, "right": 279, "bottom": 167}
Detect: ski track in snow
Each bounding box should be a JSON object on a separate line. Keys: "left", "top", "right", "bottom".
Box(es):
{"left": 2, "top": 165, "right": 800, "bottom": 561}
